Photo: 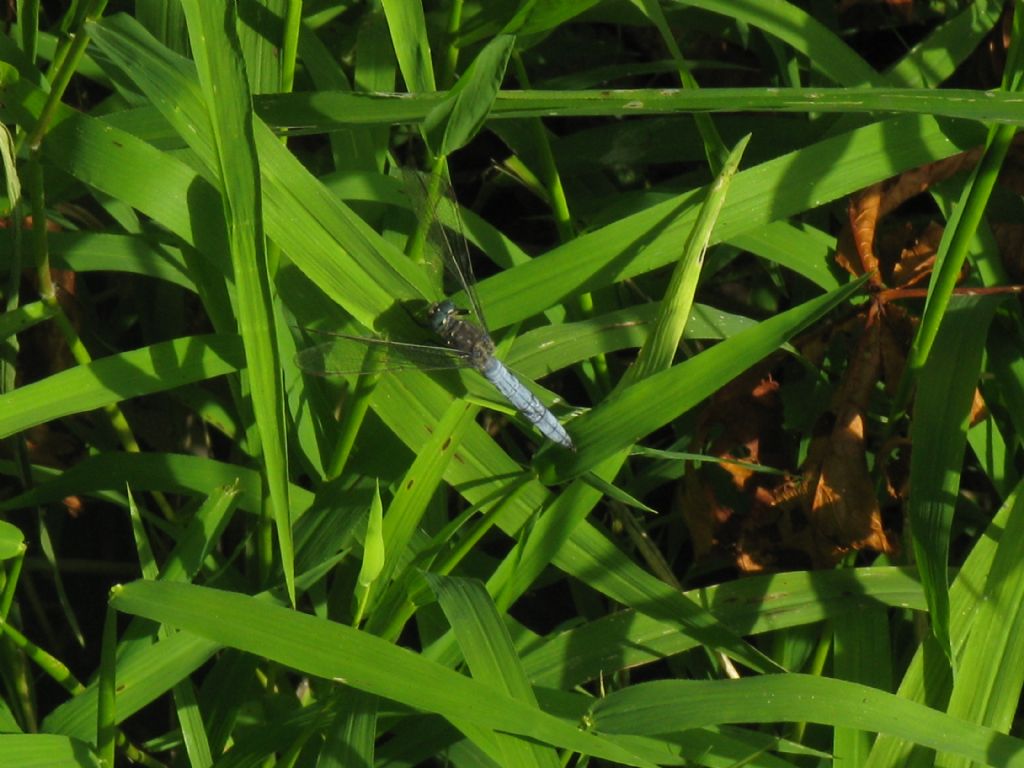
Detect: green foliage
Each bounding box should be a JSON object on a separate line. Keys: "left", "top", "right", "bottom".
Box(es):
{"left": 0, "top": 1, "right": 1022, "bottom": 767}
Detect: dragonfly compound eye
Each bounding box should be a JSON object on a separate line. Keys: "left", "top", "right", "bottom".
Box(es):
{"left": 429, "top": 300, "right": 457, "bottom": 334}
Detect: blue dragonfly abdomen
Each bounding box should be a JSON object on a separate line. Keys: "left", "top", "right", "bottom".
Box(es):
{"left": 478, "top": 356, "right": 574, "bottom": 449}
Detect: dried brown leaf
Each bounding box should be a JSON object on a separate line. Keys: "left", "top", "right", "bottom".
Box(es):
{"left": 804, "top": 409, "right": 894, "bottom": 563}
{"left": 891, "top": 221, "right": 943, "bottom": 289}
{"left": 850, "top": 184, "right": 883, "bottom": 279}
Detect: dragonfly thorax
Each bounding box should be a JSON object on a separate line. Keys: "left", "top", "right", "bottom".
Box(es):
{"left": 428, "top": 299, "right": 494, "bottom": 369}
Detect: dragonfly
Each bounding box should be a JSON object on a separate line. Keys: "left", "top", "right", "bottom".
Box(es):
{"left": 295, "top": 178, "right": 574, "bottom": 451}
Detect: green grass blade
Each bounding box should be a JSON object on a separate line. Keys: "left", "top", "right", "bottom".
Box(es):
{"left": 177, "top": 0, "right": 294, "bottom": 600}
{"left": 423, "top": 33, "right": 515, "bottom": 157}
{"left": 510, "top": 0, "right": 601, "bottom": 38}
{"left": 579, "top": 471, "right": 658, "bottom": 514}
{"left": 352, "top": 481, "right": 385, "bottom": 627}
{"left": 0, "top": 520, "right": 24, "bottom": 560}
{"left": 0, "top": 301, "right": 56, "bottom": 340}
{"left": 625, "top": 134, "right": 748, "bottom": 383}
{"left": 429, "top": 574, "right": 561, "bottom": 767}
{"left": 133, "top": 0, "right": 189, "bottom": 53}
{"left": 728, "top": 221, "right": 839, "bottom": 291}
{"left": 158, "top": 481, "right": 241, "bottom": 583}
{"left": 0, "top": 735, "right": 102, "bottom": 768}
{"left": 172, "top": 679, "right": 212, "bottom": 768}
{"left": 95, "top": 605, "right": 117, "bottom": 767}
{"left": 381, "top": 0, "right": 435, "bottom": 92}
{"left": 430, "top": 574, "right": 541, "bottom": 705}
{"left": 317, "top": 689, "right": 378, "bottom": 768}
{"left": 884, "top": 0, "right": 1003, "bottom": 88}
{"left": 908, "top": 296, "right": 1002, "bottom": 656}
{"left": 867, "top": 486, "right": 1024, "bottom": 764}
{"left": 832, "top": 603, "right": 892, "bottom": 764}
{"left": 898, "top": 122, "right": 1018, "bottom": 412}
{"left": 521, "top": 567, "right": 923, "bottom": 689}
{"left": 299, "top": 15, "right": 384, "bottom": 174}
{"left": 42, "top": 631, "right": 221, "bottom": 740}
{"left": 0, "top": 334, "right": 243, "bottom": 441}
{"left": 514, "top": 0, "right": 876, "bottom": 87}
{"left": 0, "top": 619, "right": 83, "bottom": 696}
{"left": 647, "top": 0, "right": 881, "bottom": 86}
{"left": 968, "top": 413, "right": 1018, "bottom": 500}
{"left": 364, "top": 402, "right": 477, "bottom": 635}
{"left": 244, "top": 86, "right": 1024, "bottom": 129}
{"left": 30, "top": 231, "right": 193, "bottom": 290}
{"left": 636, "top": 0, "right": 726, "bottom": 168}
{"left": 550, "top": 510, "right": 785, "bottom": 674}
{"left": 507, "top": 302, "right": 757, "bottom": 376}
{"left": 16, "top": 77, "right": 984, "bottom": 343}
{"left": 944, "top": 483, "right": 1024, "bottom": 739}
{"left": 590, "top": 674, "right": 1024, "bottom": 766}
{"left": 236, "top": 0, "right": 283, "bottom": 94}
{"left": 126, "top": 487, "right": 157, "bottom": 581}
{"left": 257, "top": 120, "right": 433, "bottom": 327}
{"left": 36, "top": 113, "right": 228, "bottom": 257}
{"left": 110, "top": 579, "right": 657, "bottom": 768}
{"left": 0, "top": 452, "right": 310, "bottom": 518}
{"left": 18, "top": 0, "right": 39, "bottom": 63}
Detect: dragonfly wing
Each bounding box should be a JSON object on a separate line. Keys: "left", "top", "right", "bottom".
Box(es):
{"left": 295, "top": 333, "right": 470, "bottom": 376}
{"left": 405, "top": 169, "right": 489, "bottom": 331}
{"left": 435, "top": 193, "right": 489, "bottom": 329}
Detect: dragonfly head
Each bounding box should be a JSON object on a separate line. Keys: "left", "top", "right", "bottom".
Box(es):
{"left": 428, "top": 299, "right": 460, "bottom": 334}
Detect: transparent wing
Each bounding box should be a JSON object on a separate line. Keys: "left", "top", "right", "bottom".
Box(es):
{"left": 434, "top": 189, "right": 489, "bottom": 330}
{"left": 405, "top": 169, "right": 489, "bottom": 331}
{"left": 295, "top": 333, "right": 470, "bottom": 377}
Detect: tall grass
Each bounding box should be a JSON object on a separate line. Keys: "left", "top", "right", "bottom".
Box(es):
{"left": 1, "top": 1, "right": 1023, "bottom": 766}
